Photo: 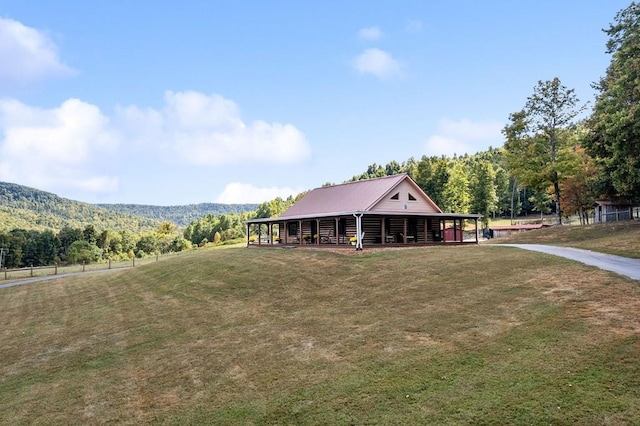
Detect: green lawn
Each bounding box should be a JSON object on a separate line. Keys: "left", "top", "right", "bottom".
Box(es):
{"left": 1, "top": 245, "right": 639, "bottom": 424}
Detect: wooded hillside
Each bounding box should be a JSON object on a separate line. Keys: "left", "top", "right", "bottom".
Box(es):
{"left": 97, "top": 203, "right": 258, "bottom": 227}
{"left": 0, "top": 182, "right": 259, "bottom": 232}
{"left": 0, "top": 182, "right": 161, "bottom": 233}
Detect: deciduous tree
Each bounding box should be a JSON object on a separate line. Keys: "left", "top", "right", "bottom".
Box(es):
{"left": 442, "top": 161, "right": 470, "bottom": 213}
{"left": 503, "top": 78, "right": 585, "bottom": 224}
{"left": 469, "top": 160, "right": 498, "bottom": 226}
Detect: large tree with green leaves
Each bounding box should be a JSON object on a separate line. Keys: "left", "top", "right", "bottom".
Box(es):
{"left": 441, "top": 161, "right": 470, "bottom": 213}
{"left": 469, "top": 160, "right": 498, "bottom": 226}
{"left": 414, "top": 155, "right": 450, "bottom": 208}
{"left": 503, "top": 77, "right": 585, "bottom": 224}
{"left": 585, "top": 2, "right": 640, "bottom": 202}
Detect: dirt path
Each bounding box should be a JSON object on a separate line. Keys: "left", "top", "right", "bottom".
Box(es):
{"left": 494, "top": 244, "right": 640, "bottom": 280}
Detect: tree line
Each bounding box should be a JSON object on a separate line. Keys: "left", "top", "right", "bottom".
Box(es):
{"left": 182, "top": 196, "right": 301, "bottom": 247}
{"left": 0, "top": 223, "right": 192, "bottom": 269}
{"left": 349, "top": 150, "right": 552, "bottom": 227}
{"left": 96, "top": 202, "right": 259, "bottom": 227}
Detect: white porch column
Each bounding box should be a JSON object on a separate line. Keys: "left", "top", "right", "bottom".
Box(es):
{"left": 353, "top": 213, "right": 364, "bottom": 250}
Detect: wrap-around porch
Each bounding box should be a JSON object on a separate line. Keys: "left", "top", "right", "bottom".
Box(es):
{"left": 246, "top": 213, "right": 481, "bottom": 248}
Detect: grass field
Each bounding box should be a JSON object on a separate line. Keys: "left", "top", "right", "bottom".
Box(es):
{"left": 1, "top": 241, "right": 639, "bottom": 424}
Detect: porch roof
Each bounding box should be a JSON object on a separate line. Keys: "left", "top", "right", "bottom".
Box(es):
{"left": 245, "top": 211, "right": 482, "bottom": 225}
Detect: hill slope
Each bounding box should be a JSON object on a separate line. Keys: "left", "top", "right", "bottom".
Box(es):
{"left": 1, "top": 246, "right": 638, "bottom": 423}
{"left": 97, "top": 202, "right": 258, "bottom": 227}
{"left": 0, "top": 182, "right": 161, "bottom": 232}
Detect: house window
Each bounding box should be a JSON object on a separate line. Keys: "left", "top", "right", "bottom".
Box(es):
{"left": 408, "top": 193, "right": 417, "bottom": 201}
{"left": 287, "top": 222, "right": 298, "bottom": 236}
{"left": 390, "top": 192, "right": 400, "bottom": 200}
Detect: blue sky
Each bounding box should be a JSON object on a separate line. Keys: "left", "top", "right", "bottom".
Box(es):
{"left": 0, "top": 1, "right": 631, "bottom": 205}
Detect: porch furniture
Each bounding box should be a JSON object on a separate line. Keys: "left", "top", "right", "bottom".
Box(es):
{"left": 320, "top": 229, "right": 334, "bottom": 244}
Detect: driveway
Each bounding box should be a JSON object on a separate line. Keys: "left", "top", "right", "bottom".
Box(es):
{"left": 494, "top": 244, "right": 640, "bottom": 280}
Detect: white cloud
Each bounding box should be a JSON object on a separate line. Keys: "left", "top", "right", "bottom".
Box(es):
{"left": 0, "top": 17, "right": 75, "bottom": 84}
{"left": 215, "top": 182, "right": 302, "bottom": 204}
{"left": 424, "top": 118, "right": 504, "bottom": 157}
{"left": 0, "top": 91, "right": 311, "bottom": 199}
{"left": 0, "top": 98, "right": 119, "bottom": 193}
{"left": 358, "top": 26, "right": 383, "bottom": 41}
{"left": 116, "top": 90, "right": 311, "bottom": 165}
{"left": 353, "top": 48, "right": 402, "bottom": 79}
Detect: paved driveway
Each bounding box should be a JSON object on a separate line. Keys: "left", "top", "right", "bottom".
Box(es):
{"left": 494, "top": 244, "right": 640, "bottom": 280}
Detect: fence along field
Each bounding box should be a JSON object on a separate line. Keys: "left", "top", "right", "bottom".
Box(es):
{"left": 0, "top": 250, "right": 192, "bottom": 283}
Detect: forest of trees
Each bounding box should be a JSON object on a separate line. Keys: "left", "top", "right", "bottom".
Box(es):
{"left": 0, "top": 182, "right": 162, "bottom": 233}
{"left": 97, "top": 202, "right": 259, "bottom": 227}
{"left": 181, "top": 195, "right": 301, "bottom": 247}
{"left": 0, "top": 183, "right": 259, "bottom": 268}
{"left": 0, "top": 222, "right": 192, "bottom": 269}
{"left": 349, "top": 150, "right": 529, "bottom": 227}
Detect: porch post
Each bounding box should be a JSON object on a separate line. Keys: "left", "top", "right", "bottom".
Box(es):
{"left": 257, "top": 224, "right": 262, "bottom": 245}
{"left": 246, "top": 223, "right": 250, "bottom": 247}
{"left": 316, "top": 218, "right": 320, "bottom": 245}
{"left": 334, "top": 218, "right": 339, "bottom": 245}
{"left": 474, "top": 218, "right": 479, "bottom": 244}
{"left": 353, "top": 213, "right": 363, "bottom": 250}
{"left": 454, "top": 219, "right": 458, "bottom": 242}
{"left": 298, "top": 220, "right": 302, "bottom": 245}
{"left": 424, "top": 218, "right": 428, "bottom": 243}
{"left": 381, "top": 217, "right": 386, "bottom": 245}
{"left": 403, "top": 218, "right": 408, "bottom": 243}
{"left": 442, "top": 220, "right": 447, "bottom": 243}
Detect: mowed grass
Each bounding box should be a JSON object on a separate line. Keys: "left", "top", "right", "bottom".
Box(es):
{"left": 1, "top": 245, "right": 640, "bottom": 424}
{"left": 486, "top": 220, "right": 640, "bottom": 258}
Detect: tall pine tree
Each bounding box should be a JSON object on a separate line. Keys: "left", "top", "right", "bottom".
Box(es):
{"left": 586, "top": 2, "right": 640, "bottom": 203}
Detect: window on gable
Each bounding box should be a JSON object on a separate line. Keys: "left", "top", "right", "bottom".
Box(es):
{"left": 408, "top": 193, "right": 417, "bottom": 201}
{"left": 390, "top": 192, "right": 400, "bottom": 200}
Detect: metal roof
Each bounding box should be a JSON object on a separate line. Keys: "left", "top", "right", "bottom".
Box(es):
{"left": 279, "top": 174, "right": 425, "bottom": 218}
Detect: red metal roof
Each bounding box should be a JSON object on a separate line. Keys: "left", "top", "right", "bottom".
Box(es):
{"left": 279, "top": 174, "right": 440, "bottom": 218}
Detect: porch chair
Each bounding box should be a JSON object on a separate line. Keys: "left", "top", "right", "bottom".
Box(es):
{"left": 320, "top": 229, "right": 334, "bottom": 244}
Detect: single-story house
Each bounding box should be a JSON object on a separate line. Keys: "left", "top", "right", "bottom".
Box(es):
{"left": 245, "top": 174, "right": 482, "bottom": 249}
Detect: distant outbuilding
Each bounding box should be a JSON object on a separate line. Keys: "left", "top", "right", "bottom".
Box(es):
{"left": 594, "top": 200, "right": 638, "bottom": 223}
{"left": 488, "top": 224, "right": 547, "bottom": 239}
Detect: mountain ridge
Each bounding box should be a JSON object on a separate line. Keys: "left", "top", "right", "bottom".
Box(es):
{"left": 97, "top": 202, "right": 259, "bottom": 227}
{"left": 0, "top": 181, "right": 258, "bottom": 231}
